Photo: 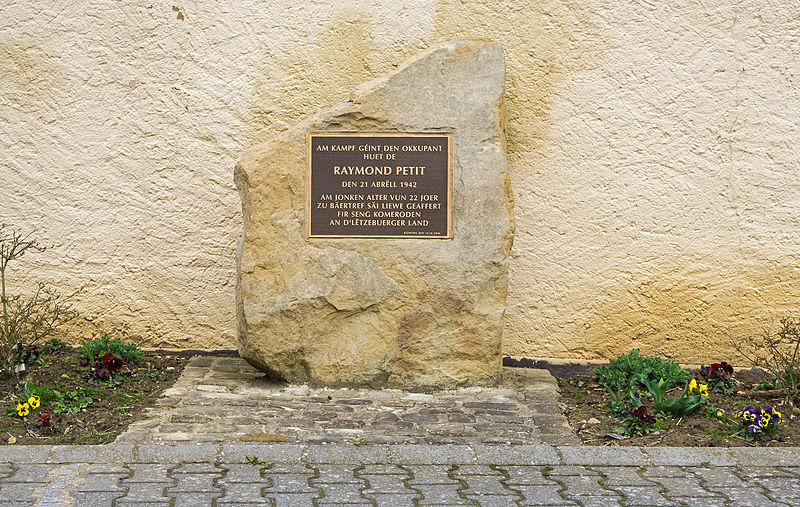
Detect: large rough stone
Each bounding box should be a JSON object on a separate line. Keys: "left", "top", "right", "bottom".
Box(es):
{"left": 235, "top": 40, "right": 513, "bottom": 391}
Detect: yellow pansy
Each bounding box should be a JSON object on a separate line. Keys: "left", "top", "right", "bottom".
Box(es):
{"left": 759, "top": 417, "right": 769, "bottom": 428}
{"left": 28, "top": 396, "right": 40, "bottom": 410}
{"left": 16, "top": 402, "right": 30, "bottom": 417}
{"left": 698, "top": 384, "right": 708, "bottom": 397}
{"left": 689, "top": 379, "right": 697, "bottom": 393}
{"left": 715, "top": 410, "right": 723, "bottom": 417}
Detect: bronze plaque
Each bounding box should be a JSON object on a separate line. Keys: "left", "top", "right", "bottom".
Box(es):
{"left": 307, "top": 133, "right": 452, "bottom": 239}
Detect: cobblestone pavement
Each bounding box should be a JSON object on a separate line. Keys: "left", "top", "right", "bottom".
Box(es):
{"left": 116, "top": 357, "right": 578, "bottom": 446}
{"left": 3, "top": 359, "right": 800, "bottom": 504}
{"left": 1, "top": 443, "right": 800, "bottom": 505}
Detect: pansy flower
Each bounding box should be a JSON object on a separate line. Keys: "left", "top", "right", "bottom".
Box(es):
{"left": 28, "top": 395, "right": 40, "bottom": 410}
{"left": 36, "top": 412, "right": 53, "bottom": 431}
{"left": 16, "top": 401, "right": 30, "bottom": 417}
{"left": 102, "top": 353, "right": 124, "bottom": 371}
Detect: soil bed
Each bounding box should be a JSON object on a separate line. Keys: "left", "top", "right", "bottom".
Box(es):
{"left": 1, "top": 349, "right": 189, "bottom": 445}
{"left": 558, "top": 371, "right": 799, "bottom": 447}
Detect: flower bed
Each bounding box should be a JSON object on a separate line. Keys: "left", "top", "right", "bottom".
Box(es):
{"left": 1, "top": 338, "right": 188, "bottom": 445}
{"left": 558, "top": 351, "right": 798, "bottom": 447}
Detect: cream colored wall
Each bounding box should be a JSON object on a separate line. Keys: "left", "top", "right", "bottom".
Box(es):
{"left": 3, "top": 1, "right": 798, "bottom": 362}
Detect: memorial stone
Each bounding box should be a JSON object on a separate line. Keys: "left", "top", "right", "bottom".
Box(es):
{"left": 235, "top": 40, "right": 513, "bottom": 390}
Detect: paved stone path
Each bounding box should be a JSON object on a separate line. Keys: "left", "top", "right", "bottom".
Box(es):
{"left": 1, "top": 443, "right": 800, "bottom": 505}
{"left": 116, "top": 357, "right": 578, "bottom": 446}
{"left": 2, "top": 357, "right": 800, "bottom": 504}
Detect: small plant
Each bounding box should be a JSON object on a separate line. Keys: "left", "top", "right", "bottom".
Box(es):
{"left": 142, "top": 361, "right": 161, "bottom": 380}
{"left": 734, "top": 404, "right": 781, "bottom": 441}
{"left": 80, "top": 335, "right": 142, "bottom": 365}
{"left": 1, "top": 225, "right": 79, "bottom": 380}
{"left": 639, "top": 376, "right": 708, "bottom": 416}
{"left": 619, "top": 405, "right": 656, "bottom": 436}
{"left": 596, "top": 349, "right": 689, "bottom": 395}
{"left": 699, "top": 362, "right": 736, "bottom": 394}
{"left": 245, "top": 455, "right": 268, "bottom": 466}
{"left": 40, "top": 337, "right": 69, "bottom": 355}
{"left": 53, "top": 388, "right": 94, "bottom": 415}
{"left": 83, "top": 352, "right": 126, "bottom": 385}
{"left": 703, "top": 405, "right": 727, "bottom": 421}
{"left": 731, "top": 316, "right": 800, "bottom": 406}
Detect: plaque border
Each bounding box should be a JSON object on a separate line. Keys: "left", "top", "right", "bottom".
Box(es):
{"left": 306, "top": 132, "right": 453, "bottom": 240}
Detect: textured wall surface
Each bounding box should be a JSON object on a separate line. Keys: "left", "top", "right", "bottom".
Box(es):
{"left": 3, "top": 0, "right": 799, "bottom": 362}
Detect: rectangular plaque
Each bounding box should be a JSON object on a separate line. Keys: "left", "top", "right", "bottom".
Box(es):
{"left": 307, "top": 133, "right": 452, "bottom": 239}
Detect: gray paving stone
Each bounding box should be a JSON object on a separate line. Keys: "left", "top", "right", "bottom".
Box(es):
{"left": 266, "top": 463, "right": 315, "bottom": 474}
{"left": 306, "top": 444, "right": 392, "bottom": 464}
{"left": 414, "top": 484, "right": 473, "bottom": 505}
{"left": 644, "top": 447, "right": 734, "bottom": 466}
{"left": 556, "top": 475, "right": 616, "bottom": 496}
{"left": 641, "top": 466, "right": 694, "bottom": 478}
{"left": 48, "top": 445, "right": 134, "bottom": 464}
{"left": 722, "top": 487, "right": 792, "bottom": 506}
{"left": 472, "top": 444, "right": 560, "bottom": 465}
{"left": 82, "top": 464, "right": 130, "bottom": 474}
{"left": 73, "top": 491, "right": 126, "bottom": 507}
{"left": 499, "top": 465, "right": 555, "bottom": 485}
{"left": 172, "top": 463, "right": 224, "bottom": 474}
{"left": 750, "top": 477, "right": 800, "bottom": 497}
{"left": 692, "top": 466, "right": 750, "bottom": 489}
{"left": 611, "top": 485, "right": 677, "bottom": 506}
{"left": 222, "top": 444, "right": 306, "bottom": 463}
{"left": 136, "top": 444, "right": 219, "bottom": 463}
{"left": 0, "top": 482, "right": 42, "bottom": 501}
{"left": 512, "top": 485, "right": 576, "bottom": 505}
{"left": 124, "top": 464, "right": 174, "bottom": 482}
{"left": 168, "top": 472, "right": 223, "bottom": 492}
{"left": 170, "top": 492, "right": 224, "bottom": 506}
{"left": 391, "top": 444, "right": 475, "bottom": 464}
{"left": 0, "top": 464, "right": 60, "bottom": 482}
{"left": 468, "top": 495, "right": 525, "bottom": 507}
{"left": 313, "top": 464, "right": 364, "bottom": 484}
{"left": 221, "top": 464, "right": 267, "bottom": 483}
{"left": 670, "top": 498, "right": 729, "bottom": 507}
{"left": 546, "top": 465, "right": 600, "bottom": 476}
{"left": 559, "top": 446, "right": 647, "bottom": 466}
{"left": 576, "top": 497, "right": 624, "bottom": 507}
{"left": 0, "top": 446, "right": 52, "bottom": 464}
{"left": 652, "top": 477, "right": 717, "bottom": 497}
{"left": 359, "top": 465, "right": 408, "bottom": 475}
{"left": 740, "top": 466, "right": 800, "bottom": 478}
{"left": 263, "top": 473, "right": 317, "bottom": 493}
{"left": 116, "top": 482, "right": 172, "bottom": 501}
{"left": 731, "top": 448, "right": 800, "bottom": 467}
{"left": 405, "top": 465, "right": 460, "bottom": 485}
{"left": 76, "top": 473, "right": 127, "bottom": 492}
{"left": 369, "top": 493, "right": 422, "bottom": 506}
{"left": 216, "top": 482, "right": 270, "bottom": 503}
{"left": 316, "top": 482, "right": 371, "bottom": 503}
{"left": 187, "top": 356, "right": 215, "bottom": 367}
{"left": 361, "top": 474, "right": 414, "bottom": 493}
{"left": 591, "top": 466, "right": 654, "bottom": 487}
{"left": 460, "top": 475, "right": 518, "bottom": 496}
{"left": 452, "top": 465, "right": 503, "bottom": 476}
{"left": 264, "top": 492, "right": 320, "bottom": 506}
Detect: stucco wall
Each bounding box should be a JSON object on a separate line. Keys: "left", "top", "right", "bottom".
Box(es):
{"left": 3, "top": 1, "right": 799, "bottom": 362}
